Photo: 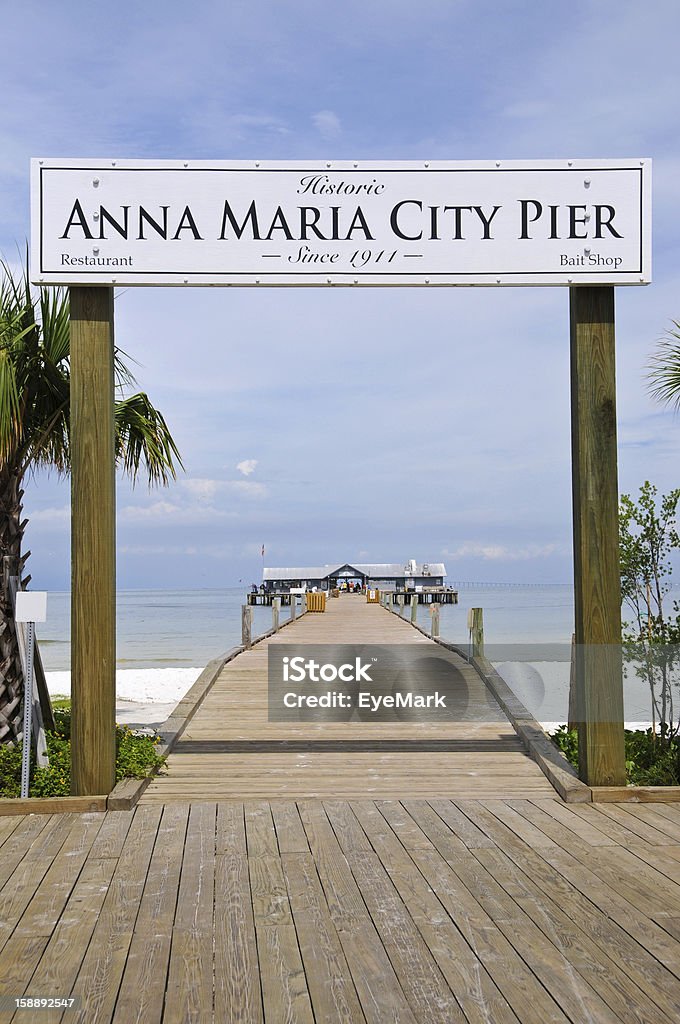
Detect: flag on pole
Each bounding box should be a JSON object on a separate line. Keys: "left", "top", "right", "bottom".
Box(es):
{"left": 261, "top": 544, "right": 265, "bottom": 558}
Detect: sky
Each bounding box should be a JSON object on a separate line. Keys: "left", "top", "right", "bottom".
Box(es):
{"left": 2, "top": 0, "right": 680, "bottom": 590}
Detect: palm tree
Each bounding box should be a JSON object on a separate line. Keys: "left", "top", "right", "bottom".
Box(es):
{"left": 648, "top": 320, "right": 680, "bottom": 409}
{"left": 0, "top": 260, "right": 182, "bottom": 745}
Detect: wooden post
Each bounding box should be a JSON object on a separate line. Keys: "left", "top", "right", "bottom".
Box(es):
{"left": 241, "top": 605, "right": 252, "bottom": 649}
{"left": 272, "top": 598, "right": 280, "bottom": 633}
{"left": 290, "top": 595, "right": 297, "bottom": 621}
{"left": 431, "top": 604, "right": 440, "bottom": 639}
{"left": 567, "top": 633, "right": 577, "bottom": 732}
{"left": 570, "top": 286, "right": 626, "bottom": 786}
{"left": 70, "top": 287, "right": 116, "bottom": 796}
{"left": 470, "top": 608, "right": 484, "bottom": 659}
{"left": 410, "top": 594, "right": 418, "bottom": 624}
{"left": 397, "top": 594, "right": 404, "bottom": 616}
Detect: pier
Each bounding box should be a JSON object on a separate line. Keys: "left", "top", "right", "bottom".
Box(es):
{"left": 247, "top": 588, "right": 458, "bottom": 606}
{"left": 0, "top": 596, "right": 679, "bottom": 1022}
{"left": 141, "top": 595, "right": 550, "bottom": 802}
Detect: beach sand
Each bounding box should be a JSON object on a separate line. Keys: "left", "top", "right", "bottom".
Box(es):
{"left": 46, "top": 667, "right": 203, "bottom": 731}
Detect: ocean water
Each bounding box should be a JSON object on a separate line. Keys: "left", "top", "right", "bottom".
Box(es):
{"left": 37, "top": 585, "right": 574, "bottom": 672}
{"left": 37, "top": 585, "right": 667, "bottom": 724}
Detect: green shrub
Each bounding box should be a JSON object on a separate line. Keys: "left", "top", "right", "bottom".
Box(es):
{"left": 116, "top": 725, "right": 167, "bottom": 781}
{"left": 550, "top": 725, "right": 680, "bottom": 785}
{"left": 0, "top": 710, "right": 166, "bottom": 798}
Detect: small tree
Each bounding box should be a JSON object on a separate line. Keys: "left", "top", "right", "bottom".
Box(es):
{"left": 619, "top": 482, "right": 680, "bottom": 738}
{"left": 0, "top": 260, "right": 182, "bottom": 747}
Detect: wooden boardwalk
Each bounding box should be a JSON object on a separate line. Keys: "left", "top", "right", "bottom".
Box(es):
{"left": 141, "top": 596, "right": 554, "bottom": 802}
{"left": 2, "top": 798, "right": 680, "bottom": 1022}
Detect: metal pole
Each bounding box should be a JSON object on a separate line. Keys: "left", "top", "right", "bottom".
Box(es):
{"left": 20, "top": 622, "right": 35, "bottom": 799}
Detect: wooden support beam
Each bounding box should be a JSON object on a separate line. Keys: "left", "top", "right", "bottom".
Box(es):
{"left": 470, "top": 607, "right": 484, "bottom": 659}
{"left": 70, "top": 287, "right": 116, "bottom": 795}
{"left": 241, "top": 605, "right": 252, "bottom": 649}
{"left": 570, "top": 286, "right": 626, "bottom": 787}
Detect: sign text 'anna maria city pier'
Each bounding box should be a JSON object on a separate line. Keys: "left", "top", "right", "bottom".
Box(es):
{"left": 31, "top": 159, "right": 651, "bottom": 287}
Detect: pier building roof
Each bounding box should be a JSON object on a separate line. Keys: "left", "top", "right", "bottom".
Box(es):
{"left": 263, "top": 561, "right": 446, "bottom": 582}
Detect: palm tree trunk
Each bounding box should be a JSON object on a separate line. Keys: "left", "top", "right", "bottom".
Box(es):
{"left": 0, "top": 471, "right": 29, "bottom": 744}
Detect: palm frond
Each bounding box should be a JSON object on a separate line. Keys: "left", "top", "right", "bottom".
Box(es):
{"left": 0, "top": 348, "right": 22, "bottom": 464}
{"left": 648, "top": 322, "right": 680, "bottom": 410}
{"left": 0, "top": 258, "right": 183, "bottom": 489}
{"left": 38, "top": 286, "right": 70, "bottom": 365}
{"left": 115, "top": 392, "right": 183, "bottom": 486}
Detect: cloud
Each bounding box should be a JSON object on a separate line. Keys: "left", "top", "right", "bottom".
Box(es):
{"left": 225, "top": 113, "right": 291, "bottom": 139}
{"left": 26, "top": 505, "right": 71, "bottom": 528}
{"left": 312, "top": 109, "right": 341, "bottom": 140}
{"left": 236, "top": 459, "right": 258, "bottom": 476}
{"left": 227, "top": 480, "right": 268, "bottom": 499}
{"left": 118, "top": 500, "right": 233, "bottom": 524}
{"left": 181, "top": 478, "right": 220, "bottom": 501}
{"left": 443, "top": 542, "right": 563, "bottom": 562}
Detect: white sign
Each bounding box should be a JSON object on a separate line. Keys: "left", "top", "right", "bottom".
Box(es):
{"left": 31, "top": 159, "right": 651, "bottom": 287}
{"left": 15, "top": 591, "right": 48, "bottom": 623}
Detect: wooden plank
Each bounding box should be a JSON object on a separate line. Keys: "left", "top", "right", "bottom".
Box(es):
{"left": 163, "top": 802, "right": 216, "bottom": 1024}
{"left": 566, "top": 801, "right": 657, "bottom": 846}
{"left": 0, "top": 814, "right": 24, "bottom": 846}
{"left": 413, "top": 802, "right": 647, "bottom": 1019}
{"left": 214, "top": 852, "right": 264, "bottom": 1024}
{"left": 271, "top": 801, "right": 310, "bottom": 854}
{"left": 6, "top": 813, "right": 103, "bottom": 941}
{"left": 389, "top": 801, "right": 571, "bottom": 1023}
{"left": 245, "top": 801, "right": 279, "bottom": 857}
{"left": 216, "top": 801, "right": 247, "bottom": 856}
{"left": 0, "top": 814, "right": 56, "bottom": 889}
{"left": 85, "top": 808, "right": 135, "bottom": 859}
{"left": 460, "top": 800, "right": 680, "bottom": 1018}
{"left": 349, "top": 801, "right": 521, "bottom": 1024}
{"left": 323, "top": 803, "right": 465, "bottom": 1024}
{"left": 0, "top": 815, "right": 75, "bottom": 953}
{"left": 298, "top": 801, "right": 418, "bottom": 1023}
{"left": 112, "top": 803, "right": 190, "bottom": 1024}
{"left": 532, "top": 798, "right": 680, "bottom": 921}
{"left": 0, "top": 796, "right": 107, "bottom": 816}
{"left": 591, "top": 786, "right": 680, "bottom": 802}
{"left": 473, "top": 843, "right": 676, "bottom": 1024}
{"left": 70, "top": 285, "right": 116, "bottom": 796}
{"left": 281, "top": 851, "right": 367, "bottom": 1024}
{"left": 248, "top": 855, "right": 314, "bottom": 1023}
{"left": 525, "top": 797, "right": 616, "bottom": 846}
{"left": 107, "top": 778, "right": 149, "bottom": 810}
{"left": 18, "top": 855, "right": 119, "bottom": 1023}
{"left": 68, "top": 805, "right": 163, "bottom": 1024}
{"left": 591, "top": 801, "right": 678, "bottom": 845}
{"left": 0, "top": 814, "right": 104, "bottom": 998}
{"left": 427, "top": 798, "right": 496, "bottom": 848}
{"left": 570, "top": 284, "right": 626, "bottom": 787}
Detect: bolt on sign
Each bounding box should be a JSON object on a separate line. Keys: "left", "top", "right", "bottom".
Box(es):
{"left": 31, "top": 159, "right": 651, "bottom": 287}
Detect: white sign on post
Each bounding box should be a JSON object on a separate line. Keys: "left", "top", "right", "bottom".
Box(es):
{"left": 31, "top": 159, "right": 651, "bottom": 287}
{"left": 15, "top": 590, "right": 48, "bottom": 623}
